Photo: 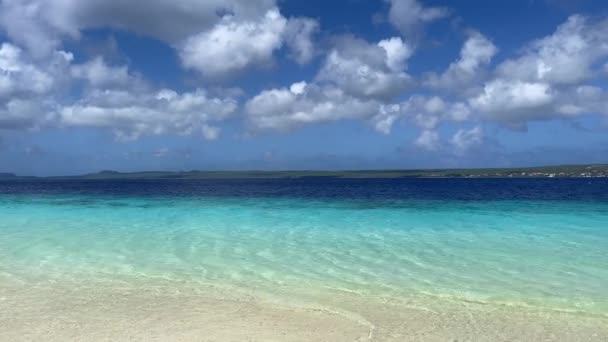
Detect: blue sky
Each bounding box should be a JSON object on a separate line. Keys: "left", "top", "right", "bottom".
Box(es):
{"left": 0, "top": 0, "right": 607, "bottom": 175}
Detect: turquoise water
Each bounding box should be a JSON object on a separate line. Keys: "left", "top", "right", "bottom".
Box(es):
{"left": 1, "top": 186, "right": 607, "bottom": 315}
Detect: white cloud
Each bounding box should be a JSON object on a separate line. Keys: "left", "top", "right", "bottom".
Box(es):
{"left": 385, "top": 0, "right": 449, "bottom": 37}
{"left": 0, "top": 98, "right": 55, "bottom": 130}
{"left": 415, "top": 129, "right": 440, "bottom": 151}
{"left": 0, "top": 43, "right": 55, "bottom": 98}
{"left": 0, "top": 0, "right": 277, "bottom": 57}
{"left": 241, "top": 13, "right": 608, "bottom": 136}
{"left": 1, "top": 1, "right": 608, "bottom": 152}
{"left": 179, "top": 8, "right": 287, "bottom": 78}
{"left": 201, "top": 124, "right": 221, "bottom": 140}
{"left": 0, "top": 42, "right": 73, "bottom": 130}
{"left": 555, "top": 85, "right": 608, "bottom": 117}
{"left": 60, "top": 88, "right": 237, "bottom": 141}
{"left": 423, "top": 96, "right": 446, "bottom": 113}
{"left": 450, "top": 126, "right": 483, "bottom": 152}
{"left": 71, "top": 57, "right": 132, "bottom": 87}
{"left": 0, "top": 0, "right": 316, "bottom": 79}
{"left": 369, "top": 95, "right": 471, "bottom": 134}
{"left": 467, "top": 78, "right": 608, "bottom": 125}
{"left": 414, "top": 125, "right": 484, "bottom": 155}
{"left": 246, "top": 35, "right": 414, "bottom": 134}
{"left": 378, "top": 37, "right": 412, "bottom": 72}
{"left": 0, "top": 41, "right": 238, "bottom": 139}
{"left": 456, "top": 33, "right": 497, "bottom": 74}
{"left": 0, "top": 0, "right": 70, "bottom": 58}
{"left": 470, "top": 79, "right": 554, "bottom": 119}
{"left": 372, "top": 104, "right": 401, "bottom": 134}
{"left": 497, "top": 15, "right": 608, "bottom": 85}
{"left": 460, "top": 15, "right": 608, "bottom": 127}
{"left": 426, "top": 32, "right": 497, "bottom": 90}
{"left": 284, "top": 18, "right": 319, "bottom": 65}
{"left": 246, "top": 82, "right": 381, "bottom": 131}
{"left": 316, "top": 36, "right": 411, "bottom": 100}
{"left": 289, "top": 81, "right": 307, "bottom": 95}
{"left": 448, "top": 102, "right": 472, "bottom": 121}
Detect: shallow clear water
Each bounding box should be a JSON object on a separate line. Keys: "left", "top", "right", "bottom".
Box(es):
{"left": 1, "top": 178, "right": 607, "bottom": 315}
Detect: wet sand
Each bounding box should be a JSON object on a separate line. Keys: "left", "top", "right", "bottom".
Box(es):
{"left": 2, "top": 281, "right": 607, "bottom": 342}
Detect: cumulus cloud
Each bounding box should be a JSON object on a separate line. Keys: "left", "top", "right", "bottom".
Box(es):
{"left": 372, "top": 104, "right": 401, "bottom": 134}
{"left": 0, "top": 44, "right": 239, "bottom": 139}
{"left": 284, "top": 18, "right": 320, "bottom": 65}
{"left": 0, "top": 98, "right": 55, "bottom": 130}
{"left": 385, "top": 0, "right": 449, "bottom": 38}
{"left": 177, "top": 8, "right": 319, "bottom": 77}
{"left": 316, "top": 36, "right": 412, "bottom": 100}
{"left": 555, "top": 85, "right": 608, "bottom": 117}
{"left": 370, "top": 95, "right": 471, "bottom": 134}
{"left": 0, "top": 0, "right": 277, "bottom": 57}
{"left": 469, "top": 80, "right": 554, "bottom": 120}
{"left": 378, "top": 37, "right": 413, "bottom": 71}
{"left": 414, "top": 125, "right": 484, "bottom": 154}
{"left": 60, "top": 87, "right": 237, "bottom": 141}
{"left": 246, "top": 81, "right": 381, "bottom": 131}
{"left": 0, "top": 0, "right": 273, "bottom": 140}
{"left": 425, "top": 32, "right": 497, "bottom": 91}
{"left": 0, "top": 0, "right": 318, "bottom": 78}
{"left": 415, "top": 130, "right": 440, "bottom": 151}
{"left": 71, "top": 56, "right": 132, "bottom": 87}
{"left": 0, "top": 42, "right": 73, "bottom": 130}
{"left": 463, "top": 15, "right": 608, "bottom": 126}
{"left": 0, "top": 0, "right": 72, "bottom": 58}
{"left": 1, "top": 1, "right": 608, "bottom": 156}
{"left": 246, "top": 35, "right": 414, "bottom": 132}
{"left": 0, "top": 43, "right": 56, "bottom": 99}
{"left": 450, "top": 126, "right": 483, "bottom": 153}
{"left": 496, "top": 15, "right": 608, "bottom": 85}
{"left": 179, "top": 8, "right": 287, "bottom": 78}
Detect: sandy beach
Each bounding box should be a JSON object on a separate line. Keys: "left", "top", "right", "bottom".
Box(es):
{"left": 2, "top": 280, "right": 607, "bottom": 342}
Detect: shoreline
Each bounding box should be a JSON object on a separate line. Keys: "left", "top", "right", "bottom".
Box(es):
{"left": 3, "top": 163, "right": 608, "bottom": 180}
{"left": 2, "top": 279, "right": 607, "bottom": 341}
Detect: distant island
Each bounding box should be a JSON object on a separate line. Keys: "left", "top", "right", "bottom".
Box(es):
{"left": 2, "top": 164, "right": 608, "bottom": 180}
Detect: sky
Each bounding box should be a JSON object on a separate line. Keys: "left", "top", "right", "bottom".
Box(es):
{"left": 0, "top": 0, "right": 608, "bottom": 176}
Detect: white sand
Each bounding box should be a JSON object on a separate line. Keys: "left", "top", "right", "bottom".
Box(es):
{"left": 1, "top": 281, "right": 607, "bottom": 341}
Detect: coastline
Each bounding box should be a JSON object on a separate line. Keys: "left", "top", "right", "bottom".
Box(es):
{"left": 2, "top": 278, "right": 607, "bottom": 341}
{"left": 2, "top": 163, "right": 608, "bottom": 180}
